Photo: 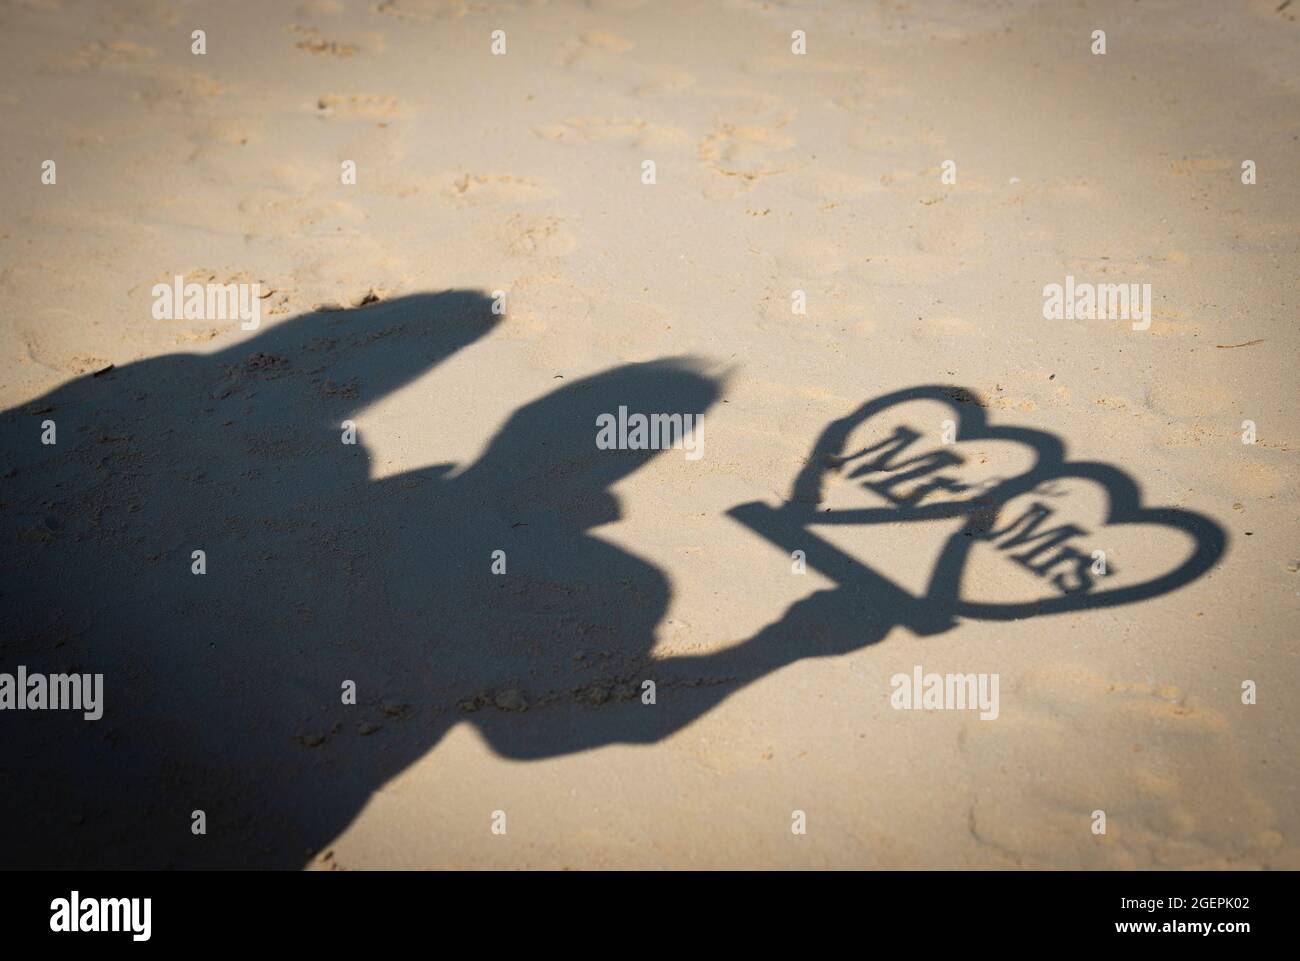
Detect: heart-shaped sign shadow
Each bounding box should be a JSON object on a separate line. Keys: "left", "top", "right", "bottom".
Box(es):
{"left": 730, "top": 385, "right": 1226, "bottom": 625}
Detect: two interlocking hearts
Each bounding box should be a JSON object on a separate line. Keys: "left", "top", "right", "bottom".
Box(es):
{"left": 730, "top": 385, "right": 1226, "bottom": 626}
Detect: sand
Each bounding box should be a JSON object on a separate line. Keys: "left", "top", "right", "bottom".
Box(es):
{"left": 0, "top": 0, "right": 1296, "bottom": 869}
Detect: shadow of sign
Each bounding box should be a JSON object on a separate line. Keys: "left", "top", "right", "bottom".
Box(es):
{"left": 730, "top": 384, "right": 1227, "bottom": 626}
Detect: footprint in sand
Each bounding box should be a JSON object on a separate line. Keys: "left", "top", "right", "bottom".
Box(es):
{"left": 501, "top": 215, "right": 577, "bottom": 259}
{"left": 444, "top": 173, "right": 554, "bottom": 206}
{"left": 699, "top": 123, "right": 796, "bottom": 180}
{"left": 694, "top": 90, "right": 799, "bottom": 191}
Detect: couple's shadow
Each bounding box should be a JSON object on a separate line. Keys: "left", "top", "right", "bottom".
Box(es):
{"left": 0, "top": 290, "right": 1224, "bottom": 869}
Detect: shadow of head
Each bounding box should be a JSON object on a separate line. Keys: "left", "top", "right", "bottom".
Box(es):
{"left": 212, "top": 289, "right": 502, "bottom": 413}
{"left": 461, "top": 356, "right": 722, "bottom": 522}
{"left": 3, "top": 289, "right": 501, "bottom": 424}
{"left": 0, "top": 288, "right": 504, "bottom": 527}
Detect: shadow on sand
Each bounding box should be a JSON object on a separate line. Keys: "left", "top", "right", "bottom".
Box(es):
{"left": 0, "top": 291, "right": 1225, "bottom": 867}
